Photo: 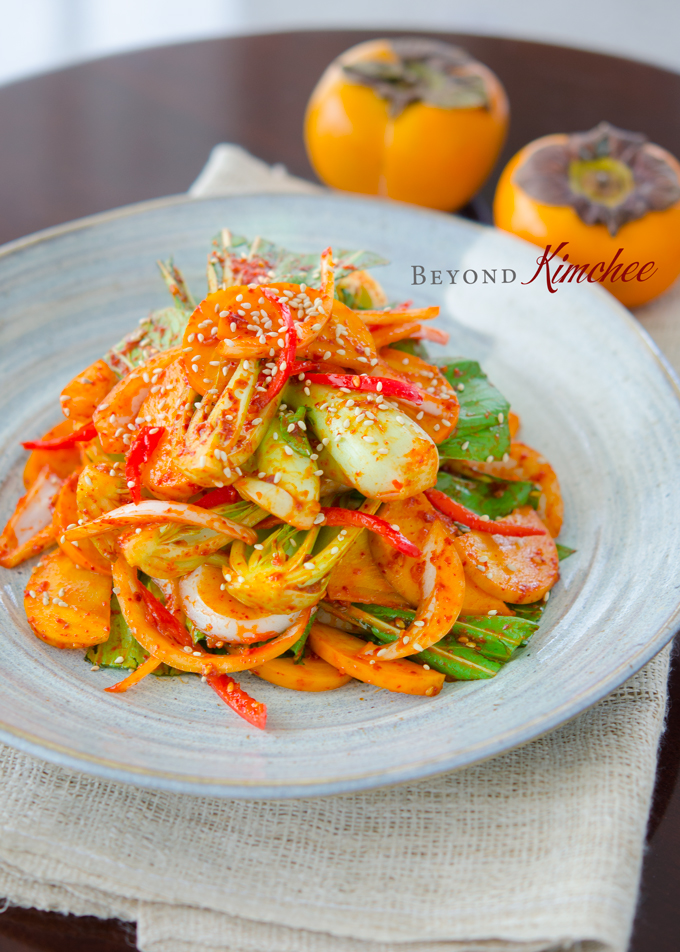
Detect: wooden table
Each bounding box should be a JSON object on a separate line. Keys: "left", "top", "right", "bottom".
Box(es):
{"left": 0, "top": 29, "right": 678, "bottom": 951}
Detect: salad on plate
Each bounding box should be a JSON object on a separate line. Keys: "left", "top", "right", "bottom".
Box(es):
{"left": 0, "top": 231, "right": 569, "bottom": 729}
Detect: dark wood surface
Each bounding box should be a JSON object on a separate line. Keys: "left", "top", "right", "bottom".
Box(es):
{"left": 0, "top": 29, "right": 678, "bottom": 951}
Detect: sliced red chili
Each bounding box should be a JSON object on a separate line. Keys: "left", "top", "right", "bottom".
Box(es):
{"left": 253, "top": 290, "right": 298, "bottom": 408}
{"left": 305, "top": 373, "right": 423, "bottom": 405}
{"left": 424, "top": 489, "right": 547, "bottom": 537}
{"left": 205, "top": 673, "right": 267, "bottom": 730}
{"left": 125, "top": 425, "right": 166, "bottom": 505}
{"left": 22, "top": 420, "right": 97, "bottom": 451}
{"left": 195, "top": 486, "right": 240, "bottom": 508}
{"left": 138, "top": 582, "right": 194, "bottom": 648}
{"left": 320, "top": 507, "right": 422, "bottom": 557}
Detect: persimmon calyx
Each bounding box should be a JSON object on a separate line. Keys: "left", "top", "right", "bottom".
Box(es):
{"left": 514, "top": 121, "right": 680, "bottom": 236}
{"left": 342, "top": 39, "right": 489, "bottom": 116}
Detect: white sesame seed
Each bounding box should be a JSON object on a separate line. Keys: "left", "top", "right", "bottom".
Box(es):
{"left": 414, "top": 620, "right": 425, "bottom": 627}
{"left": 273, "top": 472, "right": 282, "bottom": 483}
{"left": 488, "top": 609, "right": 498, "bottom": 615}
{"left": 303, "top": 561, "right": 315, "bottom": 570}
{"left": 182, "top": 646, "right": 192, "bottom": 653}
{"left": 114, "top": 656, "right": 125, "bottom": 664}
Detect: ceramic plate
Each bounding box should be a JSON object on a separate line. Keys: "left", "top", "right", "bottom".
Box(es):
{"left": 1, "top": 193, "right": 679, "bottom": 798}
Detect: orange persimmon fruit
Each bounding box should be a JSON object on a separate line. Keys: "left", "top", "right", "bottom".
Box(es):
{"left": 493, "top": 122, "right": 680, "bottom": 307}
{"left": 305, "top": 38, "right": 509, "bottom": 212}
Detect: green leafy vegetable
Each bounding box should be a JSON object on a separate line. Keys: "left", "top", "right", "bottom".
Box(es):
{"left": 339, "top": 603, "right": 538, "bottom": 680}
{"left": 86, "top": 594, "right": 148, "bottom": 670}
{"left": 556, "top": 544, "right": 576, "bottom": 561}
{"left": 291, "top": 613, "right": 315, "bottom": 663}
{"left": 278, "top": 407, "right": 312, "bottom": 458}
{"left": 435, "top": 470, "right": 539, "bottom": 519}
{"left": 437, "top": 359, "right": 511, "bottom": 462}
{"left": 507, "top": 601, "right": 546, "bottom": 623}
{"left": 221, "top": 233, "right": 388, "bottom": 286}
{"left": 388, "top": 337, "right": 430, "bottom": 360}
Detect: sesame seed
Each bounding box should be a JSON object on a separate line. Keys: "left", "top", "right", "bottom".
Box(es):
{"left": 187, "top": 333, "right": 195, "bottom": 342}
{"left": 114, "top": 656, "right": 125, "bottom": 664}
{"left": 414, "top": 620, "right": 425, "bottom": 627}
{"left": 461, "top": 441, "right": 470, "bottom": 451}
{"left": 314, "top": 469, "right": 323, "bottom": 476}
{"left": 413, "top": 644, "right": 424, "bottom": 651}
{"left": 182, "top": 646, "right": 192, "bottom": 653}
{"left": 284, "top": 446, "right": 294, "bottom": 456}
{"left": 457, "top": 383, "right": 465, "bottom": 391}
{"left": 192, "top": 650, "right": 202, "bottom": 657}
{"left": 423, "top": 664, "right": 430, "bottom": 670}
{"left": 486, "top": 455, "right": 494, "bottom": 463}
{"left": 498, "top": 412, "right": 504, "bottom": 424}
{"left": 488, "top": 609, "right": 498, "bottom": 615}
{"left": 304, "top": 561, "right": 315, "bottom": 570}
{"left": 416, "top": 411, "right": 424, "bottom": 420}
{"left": 91, "top": 665, "right": 100, "bottom": 672}
{"left": 273, "top": 472, "right": 282, "bottom": 483}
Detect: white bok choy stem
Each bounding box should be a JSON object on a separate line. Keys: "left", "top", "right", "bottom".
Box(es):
{"left": 286, "top": 379, "right": 439, "bottom": 500}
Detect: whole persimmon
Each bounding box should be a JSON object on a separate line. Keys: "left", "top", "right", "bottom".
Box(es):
{"left": 493, "top": 122, "right": 680, "bottom": 308}
{"left": 305, "top": 38, "right": 509, "bottom": 212}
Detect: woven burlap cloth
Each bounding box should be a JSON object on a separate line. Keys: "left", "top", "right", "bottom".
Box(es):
{"left": 0, "top": 144, "right": 677, "bottom": 952}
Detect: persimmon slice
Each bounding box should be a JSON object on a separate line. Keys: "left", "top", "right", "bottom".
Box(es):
{"left": 24, "top": 548, "right": 112, "bottom": 649}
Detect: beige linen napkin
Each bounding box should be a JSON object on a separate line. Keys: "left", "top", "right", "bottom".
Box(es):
{"left": 0, "top": 145, "right": 677, "bottom": 952}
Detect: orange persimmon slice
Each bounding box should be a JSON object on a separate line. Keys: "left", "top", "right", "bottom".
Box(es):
{"left": 24, "top": 548, "right": 112, "bottom": 649}
{"left": 252, "top": 654, "right": 352, "bottom": 692}
{"left": 308, "top": 623, "right": 445, "bottom": 696}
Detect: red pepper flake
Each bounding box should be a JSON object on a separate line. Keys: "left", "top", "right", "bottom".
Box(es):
{"left": 305, "top": 373, "right": 423, "bottom": 405}
{"left": 205, "top": 673, "right": 267, "bottom": 730}
{"left": 22, "top": 420, "right": 97, "bottom": 450}
{"left": 425, "top": 489, "right": 547, "bottom": 537}
{"left": 125, "top": 425, "right": 166, "bottom": 505}
{"left": 253, "top": 290, "right": 298, "bottom": 408}
{"left": 320, "top": 507, "right": 421, "bottom": 557}
{"left": 195, "top": 486, "right": 240, "bottom": 508}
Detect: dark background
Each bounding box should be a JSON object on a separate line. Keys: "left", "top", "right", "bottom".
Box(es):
{"left": 0, "top": 29, "right": 679, "bottom": 951}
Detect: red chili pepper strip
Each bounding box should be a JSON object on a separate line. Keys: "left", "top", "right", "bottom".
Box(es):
{"left": 22, "top": 420, "right": 97, "bottom": 450}
{"left": 424, "top": 489, "right": 547, "bottom": 537}
{"left": 320, "top": 507, "right": 422, "bottom": 557}
{"left": 205, "top": 673, "right": 267, "bottom": 730}
{"left": 195, "top": 486, "right": 240, "bottom": 508}
{"left": 138, "top": 582, "right": 194, "bottom": 648}
{"left": 305, "top": 373, "right": 424, "bottom": 406}
{"left": 254, "top": 290, "right": 298, "bottom": 407}
{"left": 125, "top": 425, "right": 166, "bottom": 505}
